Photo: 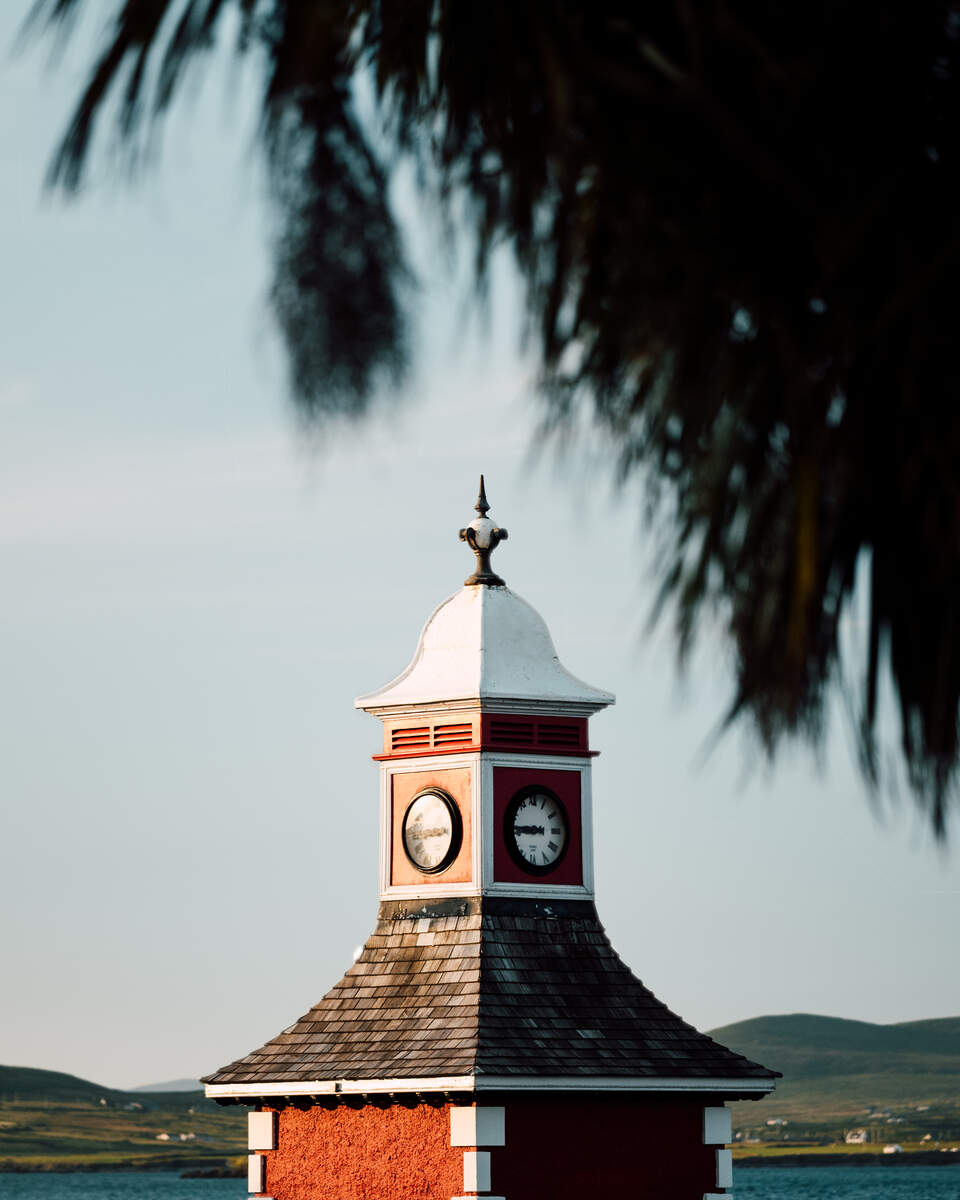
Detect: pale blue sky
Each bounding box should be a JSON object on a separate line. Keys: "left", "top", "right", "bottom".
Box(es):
{"left": 2, "top": 7, "right": 957, "bottom": 1090}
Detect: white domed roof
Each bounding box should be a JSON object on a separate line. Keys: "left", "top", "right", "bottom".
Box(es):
{"left": 355, "top": 585, "right": 615, "bottom": 712}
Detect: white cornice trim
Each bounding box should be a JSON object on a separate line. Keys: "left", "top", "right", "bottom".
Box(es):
{"left": 205, "top": 1075, "right": 775, "bottom": 1099}
{"left": 479, "top": 883, "right": 595, "bottom": 900}
{"left": 473, "top": 1075, "right": 776, "bottom": 1093}
{"left": 362, "top": 698, "right": 610, "bottom": 718}
{"left": 377, "top": 883, "right": 596, "bottom": 901}
{"left": 205, "top": 1077, "right": 472, "bottom": 1098}
{"left": 379, "top": 883, "right": 484, "bottom": 900}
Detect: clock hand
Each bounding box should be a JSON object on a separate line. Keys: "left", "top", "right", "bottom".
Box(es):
{"left": 514, "top": 824, "right": 545, "bottom": 836}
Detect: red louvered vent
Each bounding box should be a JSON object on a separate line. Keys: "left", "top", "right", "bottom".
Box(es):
{"left": 490, "top": 719, "right": 535, "bottom": 745}
{"left": 433, "top": 722, "right": 473, "bottom": 747}
{"left": 537, "top": 722, "right": 582, "bottom": 748}
{"left": 391, "top": 726, "right": 430, "bottom": 752}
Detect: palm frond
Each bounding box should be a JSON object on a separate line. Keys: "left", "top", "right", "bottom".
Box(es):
{"left": 30, "top": 0, "right": 960, "bottom": 833}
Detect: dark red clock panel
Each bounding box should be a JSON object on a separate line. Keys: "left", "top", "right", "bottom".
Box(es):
{"left": 493, "top": 766, "right": 583, "bottom": 886}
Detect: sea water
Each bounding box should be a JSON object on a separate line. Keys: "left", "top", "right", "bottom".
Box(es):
{"left": 0, "top": 1168, "right": 959, "bottom": 1199}
{"left": 735, "top": 1166, "right": 960, "bottom": 1199}
{"left": 0, "top": 1177, "right": 240, "bottom": 1200}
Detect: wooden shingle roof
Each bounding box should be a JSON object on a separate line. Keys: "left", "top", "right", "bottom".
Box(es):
{"left": 203, "top": 898, "right": 777, "bottom": 1096}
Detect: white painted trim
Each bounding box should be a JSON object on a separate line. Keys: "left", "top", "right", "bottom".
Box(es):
{"left": 379, "top": 753, "right": 481, "bottom": 900}
{"left": 473, "top": 1075, "right": 775, "bottom": 1094}
{"left": 716, "top": 1148, "right": 734, "bottom": 1188}
{"left": 450, "top": 1106, "right": 506, "bottom": 1147}
{"left": 482, "top": 752, "right": 595, "bottom": 898}
{"left": 367, "top": 699, "right": 605, "bottom": 718}
{"left": 481, "top": 882, "right": 594, "bottom": 899}
{"left": 480, "top": 753, "right": 592, "bottom": 897}
{"left": 703, "top": 1106, "right": 732, "bottom": 1145}
{"left": 364, "top": 698, "right": 605, "bottom": 719}
{"left": 247, "top": 1111, "right": 276, "bottom": 1150}
{"left": 471, "top": 751, "right": 483, "bottom": 893}
{"left": 377, "top": 882, "right": 484, "bottom": 900}
{"left": 206, "top": 1077, "right": 470, "bottom": 1098}
{"left": 247, "top": 1154, "right": 265, "bottom": 1193}
{"left": 483, "top": 753, "right": 594, "bottom": 770}
{"left": 463, "top": 1150, "right": 491, "bottom": 1193}
{"left": 206, "top": 1074, "right": 774, "bottom": 1099}
{"left": 581, "top": 759, "right": 595, "bottom": 895}
{"left": 480, "top": 753, "right": 495, "bottom": 892}
{"left": 376, "top": 750, "right": 599, "bottom": 901}
{"left": 378, "top": 755, "right": 389, "bottom": 898}
{"left": 382, "top": 753, "right": 481, "bottom": 773}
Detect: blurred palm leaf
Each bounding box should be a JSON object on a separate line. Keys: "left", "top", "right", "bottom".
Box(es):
{"left": 28, "top": 0, "right": 960, "bottom": 833}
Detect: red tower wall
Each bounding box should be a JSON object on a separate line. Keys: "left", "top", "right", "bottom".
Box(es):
{"left": 255, "top": 1094, "right": 722, "bottom": 1200}
{"left": 493, "top": 1093, "right": 717, "bottom": 1198}
{"left": 261, "top": 1103, "right": 462, "bottom": 1200}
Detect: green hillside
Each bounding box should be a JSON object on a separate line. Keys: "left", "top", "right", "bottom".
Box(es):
{"left": 0, "top": 1066, "right": 244, "bottom": 1171}
{"left": 712, "top": 1014, "right": 960, "bottom": 1065}
{"left": 131, "top": 1079, "right": 202, "bottom": 1094}
{"left": 0, "top": 1067, "right": 127, "bottom": 1107}
{"left": 0, "top": 1065, "right": 218, "bottom": 1113}
{"left": 5, "top": 1020, "right": 960, "bottom": 1168}
{"left": 709, "top": 1013, "right": 960, "bottom": 1126}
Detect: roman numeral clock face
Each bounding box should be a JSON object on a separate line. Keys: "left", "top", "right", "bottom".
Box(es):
{"left": 505, "top": 786, "right": 569, "bottom": 876}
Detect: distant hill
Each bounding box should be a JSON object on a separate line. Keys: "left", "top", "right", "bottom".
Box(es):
{"left": 0, "top": 1065, "right": 212, "bottom": 1111}
{"left": 709, "top": 1013, "right": 960, "bottom": 1116}
{"left": 0, "top": 1065, "right": 128, "bottom": 1106}
{"left": 130, "top": 1079, "right": 201, "bottom": 1093}
{"left": 8, "top": 1012, "right": 960, "bottom": 1124}
{"left": 0, "top": 1066, "right": 243, "bottom": 1170}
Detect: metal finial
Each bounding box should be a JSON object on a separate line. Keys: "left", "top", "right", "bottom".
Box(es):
{"left": 459, "top": 475, "right": 508, "bottom": 586}
{"left": 475, "top": 475, "right": 490, "bottom": 517}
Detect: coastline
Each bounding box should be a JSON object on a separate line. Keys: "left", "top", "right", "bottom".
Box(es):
{"left": 6, "top": 1150, "right": 960, "bottom": 1174}
{"left": 736, "top": 1149, "right": 960, "bottom": 1168}
{"left": 0, "top": 1157, "right": 241, "bottom": 1175}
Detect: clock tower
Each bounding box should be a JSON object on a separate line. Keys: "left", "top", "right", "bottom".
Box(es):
{"left": 203, "top": 480, "right": 777, "bottom": 1200}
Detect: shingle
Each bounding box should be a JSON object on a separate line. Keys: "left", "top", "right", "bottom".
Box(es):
{"left": 201, "top": 897, "right": 777, "bottom": 1090}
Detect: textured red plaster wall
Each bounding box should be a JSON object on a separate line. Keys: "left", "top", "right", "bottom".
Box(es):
{"left": 262, "top": 1103, "right": 462, "bottom": 1200}
{"left": 493, "top": 1094, "right": 717, "bottom": 1200}
{"left": 258, "top": 1094, "right": 719, "bottom": 1200}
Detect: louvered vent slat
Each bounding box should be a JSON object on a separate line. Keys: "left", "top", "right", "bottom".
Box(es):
{"left": 388, "top": 716, "right": 587, "bottom": 754}
{"left": 537, "top": 722, "right": 581, "bottom": 747}
{"left": 391, "top": 727, "right": 431, "bottom": 751}
{"left": 433, "top": 723, "right": 473, "bottom": 746}
{"left": 490, "top": 720, "right": 535, "bottom": 744}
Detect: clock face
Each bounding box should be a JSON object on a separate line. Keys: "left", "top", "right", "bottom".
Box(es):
{"left": 402, "top": 789, "right": 462, "bottom": 874}
{"left": 504, "top": 786, "right": 569, "bottom": 876}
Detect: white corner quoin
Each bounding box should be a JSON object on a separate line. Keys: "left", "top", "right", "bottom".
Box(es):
{"left": 716, "top": 1148, "right": 734, "bottom": 1189}
{"left": 703, "top": 1106, "right": 731, "bottom": 1145}
{"left": 248, "top": 1111, "right": 276, "bottom": 1151}
{"left": 450, "top": 1105, "right": 506, "bottom": 1147}
{"left": 462, "top": 1150, "right": 492, "bottom": 1193}
{"left": 247, "top": 1153, "right": 265, "bottom": 1194}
